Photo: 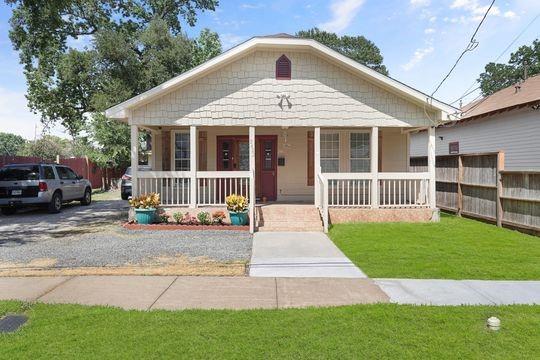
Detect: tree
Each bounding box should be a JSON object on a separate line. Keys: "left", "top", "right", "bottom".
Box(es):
{"left": 18, "top": 135, "right": 72, "bottom": 161}
{"left": 478, "top": 39, "right": 540, "bottom": 96}
{"left": 0, "top": 132, "right": 26, "bottom": 156}
{"left": 296, "top": 28, "right": 388, "bottom": 75}
{"left": 6, "top": 0, "right": 220, "bottom": 135}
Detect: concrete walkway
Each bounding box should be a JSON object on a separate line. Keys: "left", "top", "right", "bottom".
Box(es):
{"left": 249, "top": 232, "right": 366, "bottom": 278}
{"left": 0, "top": 276, "right": 388, "bottom": 310}
{"left": 376, "top": 279, "right": 540, "bottom": 305}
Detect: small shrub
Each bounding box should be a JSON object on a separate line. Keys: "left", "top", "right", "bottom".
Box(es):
{"left": 172, "top": 212, "right": 183, "bottom": 224}
{"left": 181, "top": 212, "right": 198, "bottom": 225}
{"left": 197, "top": 211, "right": 211, "bottom": 225}
{"left": 212, "top": 210, "right": 227, "bottom": 225}
{"left": 225, "top": 194, "right": 248, "bottom": 212}
{"left": 156, "top": 209, "right": 170, "bottom": 223}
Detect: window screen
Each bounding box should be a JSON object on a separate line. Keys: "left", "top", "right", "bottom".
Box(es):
{"left": 350, "top": 132, "right": 370, "bottom": 172}
{"left": 174, "top": 132, "right": 190, "bottom": 171}
{"left": 321, "top": 133, "right": 339, "bottom": 173}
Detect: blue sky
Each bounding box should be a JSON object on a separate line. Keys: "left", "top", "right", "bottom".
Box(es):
{"left": 0, "top": 0, "right": 539, "bottom": 139}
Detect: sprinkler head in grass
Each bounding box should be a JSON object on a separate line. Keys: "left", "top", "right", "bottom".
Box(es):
{"left": 487, "top": 316, "right": 500, "bottom": 331}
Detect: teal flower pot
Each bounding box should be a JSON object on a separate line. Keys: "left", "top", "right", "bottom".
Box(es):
{"left": 134, "top": 208, "right": 156, "bottom": 225}
{"left": 229, "top": 210, "right": 248, "bottom": 226}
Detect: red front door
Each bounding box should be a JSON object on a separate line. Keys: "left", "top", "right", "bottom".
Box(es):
{"left": 256, "top": 136, "right": 277, "bottom": 201}
{"left": 217, "top": 135, "right": 277, "bottom": 202}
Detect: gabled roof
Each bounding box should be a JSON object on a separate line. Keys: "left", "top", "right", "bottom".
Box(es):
{"left": 461, "top": 74, "right": 540, "bottom": 120}
{"left": 105, "top": 35, "right": 457, "bottom": 120}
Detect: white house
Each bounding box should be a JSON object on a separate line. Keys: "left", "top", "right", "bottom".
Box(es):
{"left": 411, "top": 74, "right": 540, "bottom": 170}
{"left": 105, "top": 34, "right": 457, "bottom": 233}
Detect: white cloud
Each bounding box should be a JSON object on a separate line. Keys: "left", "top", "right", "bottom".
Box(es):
{"left": 424, "top": 28, "right": 436, "bottom": 34}
{"left": 240, "top": 3, "right": 265, "bottom": 10}
{"left": 448, "top": 0, "right": 519, "bottom": 22}
{"left": 319, "top": 0, "right": 366, "bottom": 33}
{"left": 0, "top": 87, "right": 67, "bottom": 140}
{"left": 503, "top": 10, "right": 518, "bottom": 19}
{"left": 410, "top": 0, "right": 430, "bottom": 7}
{"left": 401, "top": 46, "right": 434, "bottom": 71}
{"left": 429, "top": 16, "right": 437, "bottom": 22}
{"left": 219, "top": 33, "right": 247, "bottom": 50}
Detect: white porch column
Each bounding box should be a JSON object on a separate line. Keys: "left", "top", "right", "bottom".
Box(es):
{"left": 130, "top": 124, "right": 139, "bottom": 198}
{"left": 371, "top": 126, "right": 379, "bottom": 208}
{"left": 249, "top": 126, "right": 255, "bottom": 233}
{"left": 314, "top": 127, "right": 321, "bottom": 208}
{"left": 428, "top": 126, "right": 436, "bottom": 209}
{"left": 189, "top": 125, "right": 197, "bottom": 208}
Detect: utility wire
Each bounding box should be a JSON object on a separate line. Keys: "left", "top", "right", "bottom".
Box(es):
{"left": 451, "top": 11, "right": 540, "bottom": 107}
{"left": 430, "top": 0, "right": 496, "bottom": 99}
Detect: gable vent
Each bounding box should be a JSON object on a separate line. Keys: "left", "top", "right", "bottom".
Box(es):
{"left": 276, "top": 55, "right": 291, "bottom": 80}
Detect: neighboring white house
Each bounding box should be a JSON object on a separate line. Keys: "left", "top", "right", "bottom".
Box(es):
{"left": 411, "top": 74, "right": 540, "bottom": 170}
{"left": 105, "top": 34, "right": 457, "bottom": 232}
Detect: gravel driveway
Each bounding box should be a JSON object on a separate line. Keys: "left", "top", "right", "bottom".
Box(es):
{"left": 0, "top": 193, "right": 252, "bottom": 273}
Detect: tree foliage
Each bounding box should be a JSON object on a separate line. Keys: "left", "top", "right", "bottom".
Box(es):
{"left": 0, "top": 132, "right": 26, "bottom": 156}
{"left": 6, "top": 0, "right": 220, "bottom": 167}
{"left": 296, "top": 28, "right": 388, "bottom": 75}
{"left": 478, "top": 39, "right": 540, "bottom": 96}
{"left": 18, "top": 135, "right": 72, "bottom": 161}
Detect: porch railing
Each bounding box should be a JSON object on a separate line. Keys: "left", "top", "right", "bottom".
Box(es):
{"left": 137, "top": 171, "right": 191, "bottom": 206}
{"left": 135, "top": 171, "right": 251, "bottom": 207}
{"left": 317, "top": 172, "right": 432, "bottom": 232}
{"left": 196, "top": 171, "right": 250, "bottom": 206}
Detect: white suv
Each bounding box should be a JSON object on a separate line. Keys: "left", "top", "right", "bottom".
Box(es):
{"left": 0, "top": 163, "right": 92, "bottom": 215}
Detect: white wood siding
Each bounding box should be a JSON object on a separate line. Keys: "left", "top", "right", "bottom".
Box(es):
{"left": 410, "top": 108, "right": 540, "bottom": 170}
{"left": 132, "top": 50, "right": 436, "bottom": 128}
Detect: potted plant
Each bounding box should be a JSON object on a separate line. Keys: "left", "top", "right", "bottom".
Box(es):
{"left": 225, "top": 194, "right": 249, "bottom": 226}
{"left": 129, "top": 192, "right": 160, "bottom": 224}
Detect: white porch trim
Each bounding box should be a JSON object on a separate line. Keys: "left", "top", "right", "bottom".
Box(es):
{"left": 371, "top": 126, "right": 379, "bottom": 208}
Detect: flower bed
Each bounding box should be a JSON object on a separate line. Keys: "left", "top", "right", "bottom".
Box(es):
{"left": 122, "top": 223, "right": 249, "bottom": 231}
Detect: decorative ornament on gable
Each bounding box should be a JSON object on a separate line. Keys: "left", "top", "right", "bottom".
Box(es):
{"left": 277, "top": 93, "right": 292, "bottom": 110}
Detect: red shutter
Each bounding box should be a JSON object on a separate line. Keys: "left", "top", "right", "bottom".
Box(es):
{"left": 276, "top": 55, "right": 291, "bottom": 80}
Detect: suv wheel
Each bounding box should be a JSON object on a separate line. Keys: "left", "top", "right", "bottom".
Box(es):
{"left": 48, "top": 192, "right": 62, "bottom": 213}
{"left": 81, "top": 188, "right": 92, "bottom": 206}
{"left": 1, "top": 207, "right": 16, "bottom": 215}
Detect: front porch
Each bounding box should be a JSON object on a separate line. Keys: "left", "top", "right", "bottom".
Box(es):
{"left": 130, "top": 125, "right": 437, "bottom": 233}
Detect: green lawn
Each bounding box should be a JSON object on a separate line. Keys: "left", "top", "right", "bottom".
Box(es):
{"left": 329, "top": 213, "right": 540, "bottom": 280}
{"left": 0, "top": 301, "right": 538, "bottom": 359}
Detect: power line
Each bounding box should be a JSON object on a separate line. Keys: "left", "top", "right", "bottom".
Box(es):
{"left": 430, "top": 0, "right": 496, "bottom": 98}
{"left": 451, "top": 11, "right": 540, "bottom": 107}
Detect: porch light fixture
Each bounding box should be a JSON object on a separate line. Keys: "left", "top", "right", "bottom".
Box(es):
{"left": 277, "top": 93, "right": 292, "bottom": 110}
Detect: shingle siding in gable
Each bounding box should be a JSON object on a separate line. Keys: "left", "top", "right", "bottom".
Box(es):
{"left": 132, "top": 50, "right": 435, "bottom": 127}
{"left": 410, "top": 108, "right": 540, "bottom": 170}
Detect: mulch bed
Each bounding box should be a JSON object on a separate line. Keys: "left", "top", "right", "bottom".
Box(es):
{"left": 122, "top": 223, "right": 250, "bottom": 231}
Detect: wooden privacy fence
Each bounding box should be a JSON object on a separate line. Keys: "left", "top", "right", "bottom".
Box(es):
{"left": 411, "top": 152, "right": 540, "bottom": 233}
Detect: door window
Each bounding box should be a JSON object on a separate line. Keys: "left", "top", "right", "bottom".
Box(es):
{"left": 57, "top": 167, "right": 77, "bottom": 180}
{"left": 238, "top": 142, "right": 249, "bottom": 171}
{"left": 263, "top": 141, "right": 273, "bottom": 170}
{"left": 221, "top": 141, "right": 231, "bottom": 170}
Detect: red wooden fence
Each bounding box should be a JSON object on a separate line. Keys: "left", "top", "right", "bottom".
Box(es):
{"left": 0, "top": 155, "right": 125, "bottom": 189}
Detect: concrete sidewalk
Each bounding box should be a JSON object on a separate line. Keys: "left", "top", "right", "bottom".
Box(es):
{"left": 249, "top": 232, "right": 366, "bottom": 278}
{"left": 376, "top": 279, "right": 540, "bottom": 305}
{"left": 0, "top": 276, "right": 388, "bottom": 310}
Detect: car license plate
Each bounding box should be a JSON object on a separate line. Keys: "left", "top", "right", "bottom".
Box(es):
{"left": 11, "top": 189, "right": 22, "bottom": 196}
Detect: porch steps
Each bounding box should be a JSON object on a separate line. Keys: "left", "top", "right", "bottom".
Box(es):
{"left": 255, "top": 204, "right": 324, "bottom": 232}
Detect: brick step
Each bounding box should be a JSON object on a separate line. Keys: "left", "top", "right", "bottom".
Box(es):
{"left": 257, "top": 214, "right": 322, "bottom": 222}
{"left": 257, "top": 225, "right": 324, "bottom": 232}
